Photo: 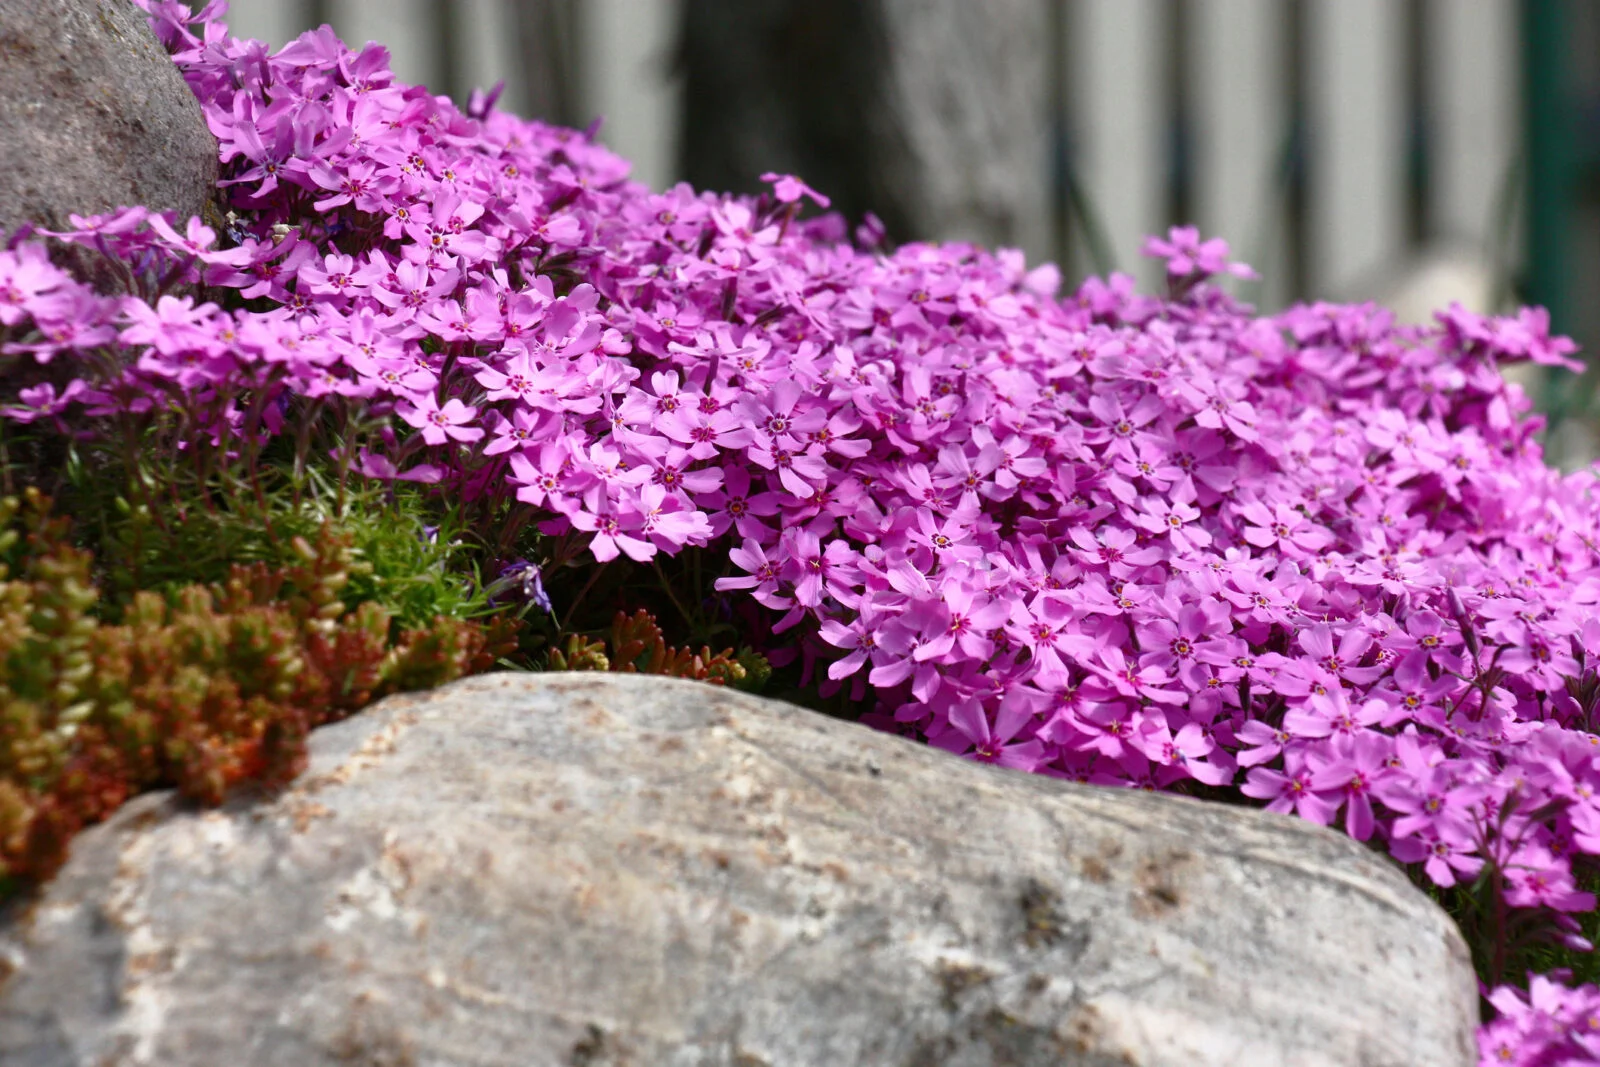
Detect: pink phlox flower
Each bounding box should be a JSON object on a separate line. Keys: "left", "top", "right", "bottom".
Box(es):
{"left": 1297, "top": 623, "right": 1386, "bottom": 685}
{"left": 1501, "top": 844, "right": 1596, "bottom": 912}
{"left": 910, "top": 573, "right": 1009, "bottom": 664}
{"left": 1388, "top": 825, "right": 1485, "bottom": 889}
{"left": 1217, "top": 565, "right": 1299, "bottom": 627}
{"left": 819, "top": 602, "right": 906, "bottom": 681}
{"left": 1479, "top": 975, "right": 1600, "bottom": 1066}
{"left": 1238, "top": 498, "right": 1333, "bottom": 554}
{"left": 347, "top": 350, "right": 436, "bottom": 399}
{"left": 119, "top": 293, "right": 221, "bottom": 355}
{"left": 351, "top": 450, "right": 443, "bottom": 483}
{"left": 1141, "top": 225, "right": 1258, "bottom": 280}
{"left": 1073, "top": 699, "right": 1149, "bottom": 761}
{"left": 1498, "top": 626, "right": 1583, "bottom": 687}
{"left": 1470, "top": 304, "right": 1585, "bottom": 374}
{"left": 1378, "top": 651, "right": 1460, "bottom": 725}
{"left": 638, "top": 482, "right": 712, "bottom": 551}
{"left": 1365, "top": 408, "right": 1448, "bottom": 475}
{"left": 570, "top": 491, "right": 657, "bottom": 562}
{"left": 299, "top": 250, "right": 385, "bottom": 298}
{"left": 217, "top": 99, "right": 302, "bottom": 197}
{"left": 744, "top": 432, "right": 831, "bottom": 499}
{"left": 658, "top": 402, "right": 752, "bottom": 460}
{"left": 1110, "top": 438, "right": 1185, "bottom": 497}
{"left": 481, "top": 406, "right": 553, "bottom": 456}
{"left": 1379, "top": 755, "right": 1487, "bottom": 852}
{"left": 1068, "top": 574, "right": 1149, "bottom": 619}
{"left": 412, "top": 187, "right": 496, "bottom": 261}
{"left": 1086, "top": 645, "right": 1186, "bottom": 705}
{"left": 0, "top": 244, "right": 67, "bottom": 325}
{"left": 716, "top": 536, "right": 792, "bottom": 610}
{"left": 577, "top": 441, "right": 653, "bottom": 510}
{"left": 971, "top": 426, "right": 1050, "bottom": 491}
{"left": 930, "top": 698, "right": 1047, "bottom": 773}
{"left": 709, "top": 200, "right": 780, "bottom": 247}
{"left": 632, "top": 301, "right": 705, "bottom": 351}
{"left": 1174, "top": 373, "right": 1260, "bottom": 442}
{"left": 371, "top": 258, "right": 459, "bottom": 317}
{"left": 1129, "top": 716, "right": 1233, "bottom": 784}
{"left": 1139, "top": 600, "right": 1232, "bottom": 675}
{"left": 508, "top": 442, "right": 587, "bottom": 516}
{"left": 146, "top": 213, "right": 255, "bottom": 266}
{"left": 933, "top": 442, "right": 1002, "bottom": 503}
{"left": 781, "top": 529, "right": 859, "bottom": 609}
{"left": 1234, "top": 719, "right": 1292, "bottom": 768}
{"left": 910, "top": 507, "right": 984, "bottom": 565}
{"left": 1006, "top": 595, "right": 1095, "bottom": 687}
{"left": 760, "top": 171, "right": 832, "bottom": 209}
{"left": 1163, "top": 426, "right": 1239, "bottom": 497}
{"left": 634, "top": 440, "right": 723, "bottom": 496}
{"left": 1087, "top": 391, "right": 1164, "bottom": 461}
{"left": 1130, "top": 494, "right": 1212, "bottom": 553}
{"left": 803, "top": 407, "right": 871, "bottom": 460}
{"left": 702, "top": 465, "right": 782, "bottom": 539}
{"left": 0, "top": 379, "right": 86, "bottom": 424}
{"left": 1397, "top": 609, "right": 1464, "bottom": 660}
{"left": 472, "top": 350, "right": 544, "bottom": 403}
{"left": 1282, "top": 688, "right": 1388, "bottom": 739}
{"left": 1069, "top": 524, "right": 1164, "bottom": 578}
{"left": 2, "top": 287, "right": 119, "bottom": 361}
{"left": 235, "top": 231, "right": 317, "bottom": 300}
{"left": 307, "top": 159, "right": 390, "bottom": 212}
{"left": 1241, "top": 750, "right": 1340, "bottom": 825}
{"left": 399, "top": 393, "right": 482, "bottom": 445}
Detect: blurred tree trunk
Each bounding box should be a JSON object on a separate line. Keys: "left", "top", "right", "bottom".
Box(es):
{"left": 676, "top": 0, "right": 1053, "bottom": 260}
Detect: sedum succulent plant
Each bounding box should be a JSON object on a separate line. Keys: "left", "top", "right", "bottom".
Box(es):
{"left": 0, "top": 489, "right": 520, "bottom": 892}
{"left": 547, "top": 608, "right": 770, "bottom": 692}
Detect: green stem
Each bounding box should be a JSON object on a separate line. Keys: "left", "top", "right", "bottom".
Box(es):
{"left": 654, "top": 558, "right": 696, "bottom": 634}
{"left": 559, "top": 559, "right": 608, "bottom": 635}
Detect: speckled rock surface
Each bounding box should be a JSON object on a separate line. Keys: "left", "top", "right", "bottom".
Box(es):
{"left": 0, "top": 0, "right": 216, "bottom": 270}
{"left": 0, "top": 672, "right": 1478, "bottom": 1066}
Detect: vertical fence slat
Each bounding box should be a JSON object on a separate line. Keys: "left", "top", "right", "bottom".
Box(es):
{"left": 580, "top": 0, "right": 682, "bottom": 192}
{"left": 210, "top": 0, "right": 1510, "bottom": 315}
{"left": 221, "top": 0, "right": 306, "bottom": 50}
{"left": 1190, "top": 0, "right": 1290, "bottom": 307}
{"left": 334, "top": 0, "right": 439, "bottom": 96}
{"left": 457, "top": 0, "right": 528, "bottom": 117}
{"left": 1305, "top": 0, "right": 1407, "bottom": 297}
{"left": 1428, "top": 0, "right": 1518, "bottom": 251}
{"left": 1067, "top": 0, "right": 1167, "bottom": 287}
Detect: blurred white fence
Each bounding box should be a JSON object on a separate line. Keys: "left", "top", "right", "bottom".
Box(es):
{"left": 221, "top": 0, "right": 1518, "bottom": 306}
{"left": 222, "top": 0, "right": 684, "bottom": 199}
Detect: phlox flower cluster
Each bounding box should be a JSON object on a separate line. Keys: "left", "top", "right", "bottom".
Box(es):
{"left": 4, "top": 4, "right": 1600, "bottom": 1060}
{"left": 1479, "top": 976, "right": 1600, "bottom": 1065}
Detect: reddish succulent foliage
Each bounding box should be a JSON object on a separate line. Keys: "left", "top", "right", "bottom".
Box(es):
{"left": 0, "top": 489, "right": 520, "bottom": 888}
{"left": 548, "top": 608, "right": 770, "bottom": 690}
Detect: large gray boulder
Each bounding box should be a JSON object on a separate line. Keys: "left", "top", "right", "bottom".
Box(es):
{"left": 0, "top": 673, "right": 1479, "bottom": 1066}
{"left": 0, "top": 0, "right": 216, "bottom": 252}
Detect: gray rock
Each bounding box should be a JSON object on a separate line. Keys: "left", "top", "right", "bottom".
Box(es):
{"left": 0, "top": 672, "right": 1479, "bottom": 1066}
{"left": 0, "top": 0, "right": 217, "bottom": 277}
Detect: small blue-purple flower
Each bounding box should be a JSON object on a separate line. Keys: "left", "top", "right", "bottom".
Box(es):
{"left": 486, "top": 558, "right": 552, "bottom": 614}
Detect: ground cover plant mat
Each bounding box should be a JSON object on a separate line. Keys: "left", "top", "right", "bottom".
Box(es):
{"left": 4, "top": 3, "right": 1600, "bottom": 1061}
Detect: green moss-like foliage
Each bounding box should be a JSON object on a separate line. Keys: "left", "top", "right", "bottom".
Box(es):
{"left": 0, "top": 489, "right": 520, "bottom": 893}
{"left": 35, "top": 430, "right": 503, "bottom": 632}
